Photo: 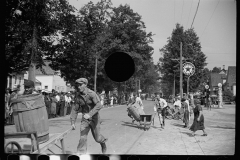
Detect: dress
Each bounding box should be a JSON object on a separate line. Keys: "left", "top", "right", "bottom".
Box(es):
{"left": 190, "top": 104, "right": 205, "bottom": 131}
{"left": 182, "top": 101, "right": 190, "bottom": 126}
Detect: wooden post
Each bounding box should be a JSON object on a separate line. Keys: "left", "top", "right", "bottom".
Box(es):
{"left": 180, "top": 42, "right": 183, "bottom": 99}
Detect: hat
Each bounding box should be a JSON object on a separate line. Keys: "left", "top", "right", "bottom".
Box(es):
{"left": 24, "top": 80, "right": 34, "bottom": 88}
{"left": 181, "top": 98, "right": 186, "bottom": 102}
{"left": 76, "top": 78, "right": 88, "bottom": 85}
{"left": 194, "top": 99, "right": 201, "bottom": 105}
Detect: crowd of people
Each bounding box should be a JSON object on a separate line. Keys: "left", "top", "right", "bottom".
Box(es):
{"left": 125, "top": 91, "right": 207, "bottom": 137}
{"left": 4, "top": 80, "right": 76, "bottom": 125}
{"left": 5, "top": 81, "right": 145, "bottom": 125}
{"left": 153, "top": 93, "right": 207, "bottom": 136}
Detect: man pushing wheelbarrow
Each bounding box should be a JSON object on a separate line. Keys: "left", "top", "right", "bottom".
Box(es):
{"left": 127, "top": 93, "right": 145, "bottom": 123}
{"left": 126, "top": 93, "right": 154, "bottom": 131}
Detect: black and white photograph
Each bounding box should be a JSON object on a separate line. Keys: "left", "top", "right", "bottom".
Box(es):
{"left": 4, "top": 0, "right": 235, "bottom": 158}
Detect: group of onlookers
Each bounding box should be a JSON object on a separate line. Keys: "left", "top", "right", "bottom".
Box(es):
{"left": 42, "top": 91, "right": 74, "bottom": 119}
{"left": 171, "top": 93, "right": 207, "bottom": 136}
{"left": 4, "top": 81, "right": 75, "bottom": 125}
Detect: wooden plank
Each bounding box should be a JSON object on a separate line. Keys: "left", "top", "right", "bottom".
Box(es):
{"left": 32, "top": 128, "right": 72, "bottom": 154}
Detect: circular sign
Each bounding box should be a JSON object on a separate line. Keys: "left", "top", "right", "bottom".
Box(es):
{"left": 205, "top": 85, "right": 209, "bottom": 89}
{"left": 183, "top": 62, "right": 195, "bottom": 76}
{"left": 138, "top": 89, "right": 142, "bottom": 93}
{"left": 218, "top": 83, "right": 222, "bottom": 87}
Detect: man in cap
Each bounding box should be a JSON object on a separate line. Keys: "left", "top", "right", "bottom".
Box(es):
{"left": 153, "top": 93, "right": 168, "bottom": 129}
{"left": 23, "top": 80, "right": 37, "bottom": 95}
{"left": 70, "top": 78, "right": 107, "bottom": 154}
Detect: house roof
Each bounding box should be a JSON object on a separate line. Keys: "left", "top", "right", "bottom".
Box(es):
{"left": 210, "top": 73, "right": 222, "bottom": 87}
{"left": 219, "top": 69, "right": 227, "bottom": 75}
{"left": 24, "top": 79, "right": 41, "bottom": 85}
{"left": 35, "top": 78, "right": 41, "bottom": 84}
{"left": 35, "top": 61, "right": 55, "bottom": 75}
{"left": 226, "top": 66, "right": 236, "bottom": 86}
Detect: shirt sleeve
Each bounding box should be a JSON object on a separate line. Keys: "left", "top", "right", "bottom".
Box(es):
{"left": 88, "top": 92, "right": 103, "bottom": 117}
{"left": 70, "top": 103, "right": 80, "bottom": 124}
{"left": 163, "top": 99, "right": 167, "bottom": 108}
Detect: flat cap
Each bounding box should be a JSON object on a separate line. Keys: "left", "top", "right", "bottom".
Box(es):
{"left": 76, "top": 78, "right": 88, "bottom": 85}
{"left": 24, "top": 80, "right": 34, "bottom": 88}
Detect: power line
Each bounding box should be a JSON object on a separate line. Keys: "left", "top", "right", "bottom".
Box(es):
{"left": 190, "top": 0, "right": 200, "bottom": 29}
{"left": 201, "top": 0, "right": 220, "bottom": 36}
{"left": 180, "top": 0, "right": 184, "bottom": 25}
{"left": 187, "top": 0, "right": 193, "bottom": 28}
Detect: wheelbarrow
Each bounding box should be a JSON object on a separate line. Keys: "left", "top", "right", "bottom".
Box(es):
{"left": 138, "top": 114, "right": 154, "bottom": 131}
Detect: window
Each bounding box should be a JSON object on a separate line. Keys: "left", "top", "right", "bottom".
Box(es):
{"left": 9, "top": 76, "right": 12, "bottom": 89}
{"left": 45, "top": 86, "right": 48, "bottom": 89}
{"left": 15, "top": 76, "right": 17, "bottom": 84}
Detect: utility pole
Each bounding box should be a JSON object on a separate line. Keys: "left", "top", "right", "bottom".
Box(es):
{"left": 180, "top": 42, "right": 183, "bottom": 99}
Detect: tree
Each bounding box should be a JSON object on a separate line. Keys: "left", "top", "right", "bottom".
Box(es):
{"left": 46, "top": 1, "right": 157, "bottom": 94}
{"left": 158, "top": 24, "right": 207, "bottom": 96}
{"left": 212, "top": 67, "right": 221, "bottom": 73}
{"left": 5, "top": 0, "right": 76, "bottom": 87}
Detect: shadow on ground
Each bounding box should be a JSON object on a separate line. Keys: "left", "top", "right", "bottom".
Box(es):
{"left": 121, "top": 121, "right": 140, "bottom": 129}
{"left": 151, "top": 126, "right": 163, "bottom": 131}
{"left": 209, "top": 125, "right": 235, "bottom": 129}
{"left": 171, "top": 123, "right": 185, "bottom": 128}
{"left": 180, "top": 131, "right": 194, "bottom": 137}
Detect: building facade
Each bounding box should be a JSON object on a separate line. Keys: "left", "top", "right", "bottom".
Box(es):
{"left": 24, "top": 61, "right": 70, "bottom": 93}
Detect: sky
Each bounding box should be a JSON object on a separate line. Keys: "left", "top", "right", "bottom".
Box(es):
{"left": 68, "top": 0, "right": 236, "bottom": 71}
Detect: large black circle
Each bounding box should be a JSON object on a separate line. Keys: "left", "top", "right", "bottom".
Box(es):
{"left": 104, "top": 51, "right": 135, "bottom": 82}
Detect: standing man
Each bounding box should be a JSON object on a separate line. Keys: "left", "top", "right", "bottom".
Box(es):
{"left": 153, "top": 93, "right": 168, "bottom": 129}
{"left": 70, "top": 78, "right": 107, "bottom": 154}
{"left": 55, "top": 92, "right": 60, "bottom": 117}
{"left": 182, "top": 97, "right": 190, "bottom": 128}
{"left": 135, "top": 94, "right": 144, "bottom": 110}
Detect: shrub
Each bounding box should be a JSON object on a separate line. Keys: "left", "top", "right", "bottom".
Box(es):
{"left": 223, "top": 90, "right": 234, "bottom": 102}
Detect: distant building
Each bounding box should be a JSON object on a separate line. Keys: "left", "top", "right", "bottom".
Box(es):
{"left": 6, "top": 71, "right": 26, "bottom": 92}
{"left": 209, "top": 65, "right": 236, "bottom": 96}
{"left": 24, "top": 61, "right": 72, "bottom": 93}
{"left": 225, "top": 66, "right": 236, "bottom": 96}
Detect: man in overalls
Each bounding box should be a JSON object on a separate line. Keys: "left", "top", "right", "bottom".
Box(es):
{"left": 70, "top": 78, "right": 107, "bottom": 154}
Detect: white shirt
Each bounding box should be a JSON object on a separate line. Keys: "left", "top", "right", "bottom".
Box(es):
{"left": 56, "top": 95, "right": 60, "bottom": 102}
{"left": 154, "top": 98, "right": 167, "bottom": 111}
{"left": 136, "top": 97, "right": 144, "bottom": 109}
{"left": 174, "top": 100, "right": 182, "bottom": 108}
{"left": 65, "top": 95, "right": 71, "bottom": 103}
{"left": 136, "top": 97, "right": 143, "bottom": 106}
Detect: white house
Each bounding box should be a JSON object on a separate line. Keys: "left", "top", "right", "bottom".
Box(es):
{"left": 24, "top": 61, "right": 71, "bottom": 93}
{"left": 7, "top": 71, "right": 26, "bottom": 92}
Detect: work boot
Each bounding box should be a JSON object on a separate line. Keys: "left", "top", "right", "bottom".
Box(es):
{"left": 100, "top": 142, "right": 107, "bottom": 154}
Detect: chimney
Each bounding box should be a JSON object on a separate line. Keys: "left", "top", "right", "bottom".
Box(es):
{"left": 223, "top": 65, "right": 225, "bottom": 70}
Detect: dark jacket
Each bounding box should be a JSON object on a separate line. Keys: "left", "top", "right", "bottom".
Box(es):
{"left": 70, "top": 88, "right": 102, "bottom": 123}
